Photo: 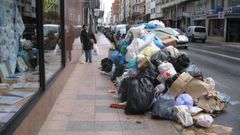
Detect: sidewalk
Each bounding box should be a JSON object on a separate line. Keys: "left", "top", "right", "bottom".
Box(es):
{"left": 207, "top": 38, "right": 240, "bottom": 46}
{"left": 37, "top": 33, "right": 179, "bottom": 135}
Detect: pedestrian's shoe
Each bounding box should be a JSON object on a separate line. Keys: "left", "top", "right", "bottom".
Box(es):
{"left": 79, "top": 60, "right": 85, "bottom": 64}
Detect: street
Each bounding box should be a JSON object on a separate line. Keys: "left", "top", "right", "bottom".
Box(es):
{"left": 181, "top": 42, "right": 240, "bottom": 135}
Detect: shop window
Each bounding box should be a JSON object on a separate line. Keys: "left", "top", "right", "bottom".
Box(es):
{"left": 0, "top": 0, "right": 39, "bottom": 130}
{"left": 43, "top": 0, "right": 62, "bottom": 81}
{"left": 210, "top": 19, "right": 224, "bottom": 37}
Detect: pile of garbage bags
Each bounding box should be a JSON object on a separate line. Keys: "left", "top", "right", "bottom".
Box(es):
{"left": 100, "top": 27, "right": 230, "bottom": 129}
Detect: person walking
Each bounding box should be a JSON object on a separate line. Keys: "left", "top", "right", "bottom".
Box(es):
{"left": 80, "top": 24, "right": 97, "bottom": 63}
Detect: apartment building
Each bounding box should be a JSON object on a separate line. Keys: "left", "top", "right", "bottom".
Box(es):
{"left": 17, "top": 0, "right": 36, "bottom": 23}
{"left": 111, "top": 0, "right": 120, "bottom": 24}
{"left": 150, "top": 0, "right": 156, "bottom": 19}
{"left": 155, "top": 0, "right": 240, "bottom": 42}
{"left": 131, "top": 0, "right": 146, "bottom": 24}
{"left": 145, "top": 0, "right": 151, "bottom": 21}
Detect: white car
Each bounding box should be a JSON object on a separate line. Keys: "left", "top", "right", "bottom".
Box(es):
{"left": 185, "top": 26, "right": 207, "bottom": 43}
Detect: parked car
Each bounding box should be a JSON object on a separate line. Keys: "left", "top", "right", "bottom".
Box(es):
{"left": 43, "top": 24, "right": 60, "bottom": 50}
{"left": 185, "top": 26, "right": 207, "bottom": 43}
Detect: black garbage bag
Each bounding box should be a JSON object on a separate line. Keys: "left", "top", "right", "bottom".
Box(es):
{"left": 111, "top": 64, "right": 125, "bottom": 81}
{"left": 138, "top": 66, "right": 159, "bottom": 87}
{"left": 125, "top": 77, "right": 155, "bottom": 114}
{"left": 182, "top": 63, "right": 202, "bottom": 77}
{"left": 119, "top": 77, "right": 132, "bottom": 102}
{"left": 151, "top": 94, "right": 175, "bottom": 120}
{"left": 101, "top": 58, "right": 113, "bottom": 73}
{"left": 150, "top": 50, "right": 170, "bottom": 67}
{"left": 170, "top": 54, "right": 190, "bottom": 73}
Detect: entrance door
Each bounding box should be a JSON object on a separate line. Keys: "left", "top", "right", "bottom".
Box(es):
{"left": 227, "top": 19, "right": 240, "bottom": 42}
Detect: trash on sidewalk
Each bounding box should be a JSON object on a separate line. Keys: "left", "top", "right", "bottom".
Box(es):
{"left": 151, "top": 93, "right": 175, "bottom": 120}
{"left": 174, "top": 105, "right": 193, "bottom": 127}
{"left": 196, "top": 114, "right": 214, "bottom": 128}
{"left": 99, "top": 23, "right": 232, "bottom": 133}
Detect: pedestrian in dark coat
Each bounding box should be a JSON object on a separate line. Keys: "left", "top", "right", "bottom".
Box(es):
{"left": 80, "top": 24, "right": 97, "bottom": 63}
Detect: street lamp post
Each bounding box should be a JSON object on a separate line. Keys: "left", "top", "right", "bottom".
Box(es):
{"left": 176, "top": 0, "right": 178, "bottom": 28}
{"left": 123, "top": 0, "right": 126, "bottom": 23}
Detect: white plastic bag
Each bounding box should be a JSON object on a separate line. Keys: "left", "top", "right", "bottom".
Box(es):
{"left": 126, "top": 38, "right": 145, "bottom": 61}
{"left": 157, "top": 62, "right": 177, "bottom": 83}
{"left": 93, "top": 44, "right": 99, "bottom": 56}
{"left": 164, "top": 46, "right": 179, "bottom": 58}
{"left": 190, "top": 106, "right": 203, "bottom": 116}
{"left": 174, "top": 105, "right": 193, "bottom": 127}
{"left": 196, "top": 114, "right": 214, "bottom": 128}
{"left": 54, "top": 44, "right": 60, "bottom": 55}
{"left": 175, "top": 94, "right": 194, "bottom": 109}
{"left": 204, "top": 77, "right": 215, "bottom": 89}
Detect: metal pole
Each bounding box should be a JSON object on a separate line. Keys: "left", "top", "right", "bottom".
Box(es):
{"left": 176, "top": 0, "right": 178, "bottom": 28}
{"left": 123, "top": 0, "right": 126, "bottom": 23}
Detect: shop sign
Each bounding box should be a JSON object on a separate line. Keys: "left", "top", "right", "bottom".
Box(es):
{"left": 183, "top": 12, "right": 191, "bottom": 17}
{"left": 44, "top": 0, "right": 58, "bottom": 12}
{"left": 218, "top": 11, "right": 224, "bottom": 19}
{"left": 226, "top": 6, "right": 240, "bottom": 14}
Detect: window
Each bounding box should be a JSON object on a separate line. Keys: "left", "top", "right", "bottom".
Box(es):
{"left": 211, "top": 0, "right": 224, "bottom": 9}
{"left": 43, "top": 0, "right": 62, "bottom": 81}
{"left": 151, "top": 8, "right": 155, "bottom": 14}
{"left": 0, "top": 0, "right": 39, "bottom": 131}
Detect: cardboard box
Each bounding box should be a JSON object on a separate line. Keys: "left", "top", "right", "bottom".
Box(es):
{"left": 197, "top": 96, "right": 226, "bottom": 113}
{"left": 185, "top": 79, "right": 212, "bottom": 102}
{"left": 168, "top": 72, "right": 193, "bottom": 97}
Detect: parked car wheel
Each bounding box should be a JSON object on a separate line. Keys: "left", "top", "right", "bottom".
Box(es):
{"left": 202, "top": 39, "right": 206, "bottom": 43}
{"left": 190, "top": 36, "right": 195, "bottom": 42}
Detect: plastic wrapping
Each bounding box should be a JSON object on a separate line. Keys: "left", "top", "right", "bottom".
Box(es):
{"left": 150, "top": 50, "right": 170, "bottom": 67}
{"left": 175, "top": 94, "right": 194, "bottom": 109}
{"left": 125, "top": 77, "right": 155, "bottom": 114}
{"left": 182, "top": 64, "right": 202, "bottom": 77}
{"left": 151, "top": 94, "right": 175, "bottom": 120}
{"left": 157, "top": 62, "right": 177, "bottom": 83}
{"left": 196, "top": 114, "right": 214, "bottom": 128}
{"left": 170, "top": 54, "right": 190, "bottom": 73}
{"left": 164, "top": 46, "right": 179, "bottom": 58}
{"left": 174, "top": 105, "right": 193, "bottom": 127}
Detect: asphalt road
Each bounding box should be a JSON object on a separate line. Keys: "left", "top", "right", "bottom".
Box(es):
{"left": 180, "top": 42, "right": 240, "bottom": 135}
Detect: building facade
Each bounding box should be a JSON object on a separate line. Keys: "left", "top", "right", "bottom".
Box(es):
{"left": 131, "top": 0, "right": 146, "bottom": 24}
{"left": 154, "top": 0, "right": 240, "bottom": 42}
{"left": 111, "top": 0, "right": 120, "bottom": 24}
{"left": 0, "top": 0, "right": 100, "bottom": 135}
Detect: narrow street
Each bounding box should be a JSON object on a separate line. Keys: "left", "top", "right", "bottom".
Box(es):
{"left": 181, "top": 42, "right": 240, "bottom": 135}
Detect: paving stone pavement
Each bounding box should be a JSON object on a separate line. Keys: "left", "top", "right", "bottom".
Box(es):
{"left": 37, "top": 33, "right": 179, "bottom": 135}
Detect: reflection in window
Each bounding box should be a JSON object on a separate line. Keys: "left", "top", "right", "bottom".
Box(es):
{"left": 0, "top": 0, "right": 39, "bottom": 130}
{"left": 43, "top": 0, "right": 62, "bottom": 81}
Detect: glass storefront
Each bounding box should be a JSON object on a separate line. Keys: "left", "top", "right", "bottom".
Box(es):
{"left": 0, "top": 0, "right": 64, "bottom": 133}
{"left": 209, "top": 19, "right": 224, "bottom": 37}
{"left": 43, "top": 0, "right": 62, "bottom": 81}
{"left": 0, "top": 0, "right": 39, "bottom": 130}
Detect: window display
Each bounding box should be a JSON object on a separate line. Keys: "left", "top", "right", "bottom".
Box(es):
{"left": 0, "top": 0, "right": 39, "bottom": 130}
{"left": 43, "top": 0, "right": 62, "bottom": 81}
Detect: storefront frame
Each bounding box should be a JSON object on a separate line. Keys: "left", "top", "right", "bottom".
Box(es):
{"left": 0, "top": 0, "right": 65, "bottom": 134}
